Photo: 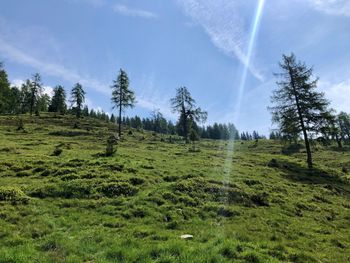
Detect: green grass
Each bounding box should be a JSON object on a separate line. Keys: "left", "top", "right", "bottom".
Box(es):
{"left": 0, "top": 113, "right": 349, "bottom": 262}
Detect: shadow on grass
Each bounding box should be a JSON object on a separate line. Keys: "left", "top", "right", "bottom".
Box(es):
{"left": 329, "top": 145, "right": 350, "bottom": 153}
{"left": 274, "top": 159, "right": 350, "bottom": 194}
{"left": 281, "top": 144, "right": 303, "bottom": 155}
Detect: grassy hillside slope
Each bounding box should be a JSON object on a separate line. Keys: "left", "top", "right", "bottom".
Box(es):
{"left": 0, "top": 114, "right": 349, "bottom": 262}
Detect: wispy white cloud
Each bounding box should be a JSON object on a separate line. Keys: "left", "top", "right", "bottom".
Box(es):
{"left": 305, "top": 0, "right": 350, "bottom": 17}
{"left": 11, "top": 79, "right": 54, "bottom": 97}
{"left": 319, "top": 80, "right": 350, "bottom": 112}
{"left": 176, "top": 0, "right": 264, "bottom": 81}
{"left": 113, "top": 4, "right": 158, "bottom": 19}
{"left": 0, "top": 38, "right": 109, "bottom": 95}
{"left": 137, "top": 74, "right": 175, "bottom": 120}
{"left": 63, "top": 0, "right": 105, "bottom": 7}
{"left": 1, "top": 38, "right": 168, "bottom": 116}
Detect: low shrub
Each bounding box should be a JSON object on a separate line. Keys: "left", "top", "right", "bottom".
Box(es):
{"left": 51, "top": 147, "right": 63, "bottom": 156}
{"left": 28, "top": 181, "right": 95, "bottom": 198}
{"left": 129, "top": 177, "right": 144, "bottom": 185}
{"left": 49, "top": 130, "right": 90, "bottom": 137}
{"left": 250, "top": 192, "right": 270, "bottom": 207}
{"left": 16, "top": 171, "right": 31, "bottom": 177}
{"left": 99, "top": 182, "right": 138, "bottom": 197}
{"left": 0, "top": 187, "right": 29, "bottom": 204}
{"left": 267, "top": 159, "right": 279, "bottom": 168}
{"left": 220, "top": 246, "right": 238, "bottom": 259}
{"left": 204, "top": 205, "right": 240, "bottom": 217}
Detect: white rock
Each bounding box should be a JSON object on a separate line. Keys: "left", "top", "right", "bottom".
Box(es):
{"left": 180, "top": 234, "right": 193, "bottom": 240}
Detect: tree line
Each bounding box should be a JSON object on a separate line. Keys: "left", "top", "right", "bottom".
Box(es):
{"left": 2, "top": 54, "right": 350, "bottom": 169}
{"left": 0, "top": 64, "right": 241, "bottom": 142}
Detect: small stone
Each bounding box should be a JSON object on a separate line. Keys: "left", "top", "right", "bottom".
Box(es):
{"left": 180, "top": 234, "right": 193, "bottom": 240}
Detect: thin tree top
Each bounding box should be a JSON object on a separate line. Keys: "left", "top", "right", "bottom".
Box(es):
{"left": 111, "top": 69, "right": 136, "bottom": 109}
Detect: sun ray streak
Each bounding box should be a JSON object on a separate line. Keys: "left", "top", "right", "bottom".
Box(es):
{"left": 221, "top": 0, "right": 266, "bottom": 202}
{"left": 234, "top": 0, "right": 266, "bottom": 124}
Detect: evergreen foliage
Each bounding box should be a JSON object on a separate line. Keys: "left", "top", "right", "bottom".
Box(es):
{"left": 70, "top": 83, "right": 86, "bottom": 118}
{"left": 111, "top": 69, "right": 135, "bottom": 137}
{"left": 29, "top": 73, "right": 44, "bottom": 116}
{"left": 170, "top": 87, "right": 207, "bottom": 143}
{"left": 270, "top": 54, "right": 330, "bottom": 168}
{"left": 49, "top": 86, "right": 67, "bottom": 114}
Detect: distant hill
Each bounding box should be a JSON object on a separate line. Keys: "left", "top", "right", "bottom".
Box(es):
{"left": 0, "top": 114, "right": 349, "bottom": 262}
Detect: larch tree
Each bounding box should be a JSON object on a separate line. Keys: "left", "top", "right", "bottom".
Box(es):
{"left": 29, "top": 73, "right": 43, "bottom": 116}
{"left": 189, "top": 128, "right": 199, "bottom": 151}
{"left": 111, "top": 69, "right": 135, "bottom": 137}
{"left": 0, "top": 62, "right": 12, "bottom": 114}
{"left": 337, "top": 112, "right": 350, "bottom": 143}
{"left": 70, "top": 83, "right": 86, "bottom": 118}
{"left": 319, "top": 109, "right": 342, "bottom": 148}
{"left": 170, "top": 87, "right": 207, "bottom": 143}
{"left": 269, "top": 54, "right": 329, "bottom": 169}
{"left": 49, "top": 85, "right": 67, "bottom": 114}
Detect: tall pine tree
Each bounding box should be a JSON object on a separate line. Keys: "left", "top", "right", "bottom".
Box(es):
{"left": 0, "top": 62, "right": 12, "bottom": 114}
{"left": 270, "top": 54, "right": 329, "bottom": 169}
{"left": 49, "top": 85, "right": 67, "bottom": 114}
{"left": 70, "top": 83, "right": 86, "bottom": 118}
{"left": 111, "top": 69, "right": 135, "bottom": 137}
{"left": 29, "top": 73, "right": 43, "bottom": 116}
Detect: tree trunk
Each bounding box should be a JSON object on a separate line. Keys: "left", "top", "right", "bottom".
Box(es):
{"left": 302, "top": 128, "right": 313, "bottom": 169}
{"left": 30, "top": 92, "right": 34, "bottom": 116}
{"left": 288, "top": 65, "right": 313, "bottom": 169}
{"left": 335, "top": 133, "right": 342, "bottom": 148}
{"left": 118, "top": 102, "right": 122, "bottom": 137}
{"left": 184, "top": 118, "right": 189, "bottom": 143}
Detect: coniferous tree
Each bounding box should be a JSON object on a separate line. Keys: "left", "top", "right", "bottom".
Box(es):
{"left": 110, "top": 114, "right": 116, "bottom": 123}
{"left": 70, "top": 83, "right": 85, "bottom": 118}
{"left": 9, "top": 86, "right": 22, "bottom": 114}
{"left": 0, "top": 62, "right": 12, "bottom": 114}
{"left": 337, "top": 112, "right": 350, "bottom": 143}
{"left": 19, "top": 80, "right": 32, "bottom": 114}
{"left": 170, "top": 87, "right": 207, "bottom": 143}
{"left": 37, "top": 93, "right": 50, "bottom": 112}
{"left": 29, "top": 73, "right": 43, "bottom": 116}
{"left": 319, "top": 110, "right": 343, "bottom": 147}
{"left": 82, "top": 105, "right": 89, "bottom": 117}
{"left": 49, "top": 85, "right": 67, "bottom": 114}
{"left": 189, "top": 128, "right": 199, "bottom": 151}
{"left": 111, "top": 69, "right": 135, "bottom": 137}
{"left": 151, "top": 110, "right": 168, "bottom": 134}
{"left": 270, "top": 54, "right": 329, "bottom": 168}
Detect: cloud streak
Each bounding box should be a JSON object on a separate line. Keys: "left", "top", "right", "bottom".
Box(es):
{"left": 0, "top": 37, "right": 171, "bottom": 116}
{"left": 113, "top": 4, "right": 158, "bottom": 19}
{"left": 0, "top": 38, "right": 109, "bottom": 95}
{"left": 64, "top": 0, "right": 105, "bottom": 8}
{"left": 305, "top": 0, "right": 350, "bottom": 17}
{"left": 319, "top": 80, "right": 350, "bottom": 113}
{"left": 177, "top": 0, "right": 264, "bottom": 81}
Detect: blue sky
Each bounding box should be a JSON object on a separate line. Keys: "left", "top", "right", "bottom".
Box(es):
{"left": 1, "top": 0, "right": 350, "bottom": 135}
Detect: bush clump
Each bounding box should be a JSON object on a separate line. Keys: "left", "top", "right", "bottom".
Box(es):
{"left": 29, "top": 181, "right": 95, "bottom": 199}
{"left": 204, "top": 205, "right": 240, "bottom": 218}
{"left": 129, "top": 177, "right": 145, "bottom": 185}
{"left": 16, "top": 171, "right": 31, "bottom": 177}
{"left": 51, "top": 147, "right": 63, "bottom": 156}
{"left": 49, "top": 130, "right": 90, "bottom": 137}
{"left": 250, "top": 192, "right": 270, "bottom": 206}
{"left": 0, "top": 187, "right": 29, "bottom": 204}
{"left": 99, "top": 182, "right": 138, "bottom": 197}
{"left": 267, "top": 159, "right": 279, "bottom": 168}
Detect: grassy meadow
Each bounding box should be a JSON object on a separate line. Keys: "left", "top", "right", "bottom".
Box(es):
{"left": 0, "top": 114, "right": 349, "bottom": 262}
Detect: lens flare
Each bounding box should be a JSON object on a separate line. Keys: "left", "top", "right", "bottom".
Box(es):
{"left": 222, "top": 0, "right": 266, "bottom": 194}
{"left": 234, "top": 0, "right": 266, "bottom": 123}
